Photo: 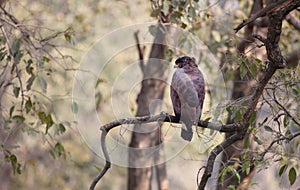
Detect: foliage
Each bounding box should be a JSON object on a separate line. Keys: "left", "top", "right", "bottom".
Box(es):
{"left": 0, "top": 2, "right": 73, "bottom": 170}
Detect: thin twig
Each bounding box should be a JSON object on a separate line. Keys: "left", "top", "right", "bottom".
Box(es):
{"left": 252, "top": 34, "right": 267, "bottom": 44}
{"left": 272, "top": 89, "right": 300, "bottom": 127}
{"left": 259, "top": 131, "right": 300, "bottom": 161}
{"left": 134, "top": 30, "right": 146, "bottom": 74}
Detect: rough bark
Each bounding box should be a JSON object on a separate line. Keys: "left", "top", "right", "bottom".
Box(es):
{"left": 127, "top": 23, "right": 169, "bottom": 190}
{"left": 217, "top": 0, "right": 300, "bottom": 189}
{"left": 217, "top": 1, "right": 267, "bottom": 189}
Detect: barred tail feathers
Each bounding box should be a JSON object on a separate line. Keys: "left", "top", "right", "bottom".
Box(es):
{"left": 181, "top": 122, "right": 193, "bottom": 141}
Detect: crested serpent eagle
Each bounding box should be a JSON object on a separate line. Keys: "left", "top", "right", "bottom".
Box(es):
{"left": 170, "top": 56, "right": 205, "bottom": 141}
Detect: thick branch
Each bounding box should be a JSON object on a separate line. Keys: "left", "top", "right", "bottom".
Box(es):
{"left": 89, "top": 112, "right": 243, "bottom": 190}
{"left": 198, "top": 133, "right": 243, "bottom": 190}
{"left": 99, "top": 112, "right": 241, "bottom": 134}
{"left": 198, "top": 1, "right": 300, "bottom": 189}
{"left": 234, "top": 0, "right": 296, "bottom": 33}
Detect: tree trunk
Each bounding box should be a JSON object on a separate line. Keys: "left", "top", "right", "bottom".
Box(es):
{"left": 127, "top": 23, "right": 169, "bottom": 190}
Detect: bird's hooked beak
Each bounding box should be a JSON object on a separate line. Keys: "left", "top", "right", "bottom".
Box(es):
{"left": 174, "top": 59, "right": 181, "bottom": 68}
{"left": 174, "top": 56, "right": 187, "bottom": 68}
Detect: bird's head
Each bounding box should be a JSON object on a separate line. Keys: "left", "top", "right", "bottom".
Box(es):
{"left": 174, "top": 56, "right": 197, "bottom": 68}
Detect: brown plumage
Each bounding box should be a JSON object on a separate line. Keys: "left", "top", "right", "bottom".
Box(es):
{"left": 170, "top": 56, "right": 205, "bottom": 141}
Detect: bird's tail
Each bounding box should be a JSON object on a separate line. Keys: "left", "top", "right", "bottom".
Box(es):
{"left": 181, "top": 123, "right": 193, "bottom": 141}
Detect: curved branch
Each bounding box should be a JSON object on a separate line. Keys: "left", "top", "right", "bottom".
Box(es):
{"left": 89, "top": 112, "right": 243, "bottom": 190}
{"left": 234, "top": 0, "right": 291, "bottom": 33}
{"left": 198, "top": 133, "right": 242, "bottom": 190}
{"left": 196, "top": 1, "right": 300, "bottom": 189}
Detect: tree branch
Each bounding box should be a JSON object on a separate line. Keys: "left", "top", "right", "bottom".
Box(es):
{"left": 286, "top": 12, "right": 300, "bottom": 31}
{"left": 198, "top": 1, "right": 300, "bottom": 189}
{"left": 134, "top": 30, "right": 146, "bottom": 74}
{"left": 272, "top": 90, "right": 300, "bottom": 127}
{"left": 89, "top": 112, "right": 243, "bottom": 190}
{"left": 259, "top": 131, "right": 300, "bottom": 161}
{"left": 198, "top": 133, "right": 243, "bottom": 190}
{"left": 234, "top": 0, "right": 295, "bottom": 33}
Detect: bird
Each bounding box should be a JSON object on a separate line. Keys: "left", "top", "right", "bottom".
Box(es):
{"left": 170, "top": 56, "right": 205, "bottom": 141}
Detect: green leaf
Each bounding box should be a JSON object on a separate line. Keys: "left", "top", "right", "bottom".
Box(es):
{"left": 288, "top": 167, "right": 297, "bottom": 185}
{"left": 25, "top": 98, "right": 32, "bottom": 113}
{"left": 239, "top": 61, "right": 247, "bottom": 79}
{"left": 11, "top": 39, "right": 21, "bottom": 56}
{"left": 12, "top": 115, "right": 25, "bottom": 123}
{"left": 249, "top": 63, "right": 258, "bottom": 78}
{"left": 42, "top": 56, "right": 50, "bottom": 63}
{"left": 6, "top": 153, "right": 22, "bottom": 175}
{"left": 264, "top": 125, "right": 273, "bottom": 132}
{"left": 14, "top": 51, "right": 23, "bottom": 65}
{"left": 64, "top": 33, "right": 71, "bottom": 43}
{"left": 72, "top": 102, "right": 78, "bottom": 114}
{"left": 38, "top": 77, "right": 47, "bottom": 93}
{"left": 279, "top": 164, "right": 287, "bottom": 176}
{"left": 232, "top": 169, "right": 240, "bottom": 183}
{"left": 56, "top": 123, "right": 66, "bottom": 135}
{"left": 226, "top": 106, "right": 232, "bottom": 114}
{"left": 244, "top": 136, "right": 250, "bottom": 148}
{"left": 259, "top": 117, "right": 268, "bottom": 126}
{"left": 26, "top": 75, "right": 35, "bottom": 91}
{"left": 38, "top": 111, "right": 47, "bottom": 123}
{"left": 94, "top": 166, "right": 102, "bottom": 172}
{"left": 13, "top": 86, "right": 20, "bottom": 98}
{"left": 254, "top": 135, "right": 263, "bottom": 145}
{"left": 170, "top": 11, "right": 182, "bottom": 23}
{"left": 253, "top": 56, "right": 262, "bottom": 64}
{"left": 292, "top": 88, "right": 299, "bottom": 95}
{"left": 95, "top": 92, "right": 102, "bottom": 110}
{"left": 249, "top": 112, "right": 256, "bottom": 125}
{"left": 25, "top": 59, "right": 34, "bottom": 74}
{"left": 220, "top": 166, "right": 241, "bottom": 185}
{"left": 188, "top": 6, "right": 196, "bottom": 18}
{"left": 283, "top": 115, "right": 289, "bottom": 127}
{"left": 242, "top": 161, "right": 251, "bottom": 175}
{"left": 9, "top": 105, "right": 15, "bottom": 118}
{"left": 38, "top": 112, "right": 54, "bottom": 134}
{"left": 54, "top": 142, "right": 66, "bottom": 159}
{"left": 45, "top": 114, "right": 54, "bottom": 134}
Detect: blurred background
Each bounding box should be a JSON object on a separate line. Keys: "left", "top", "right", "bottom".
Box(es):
{"left": 0, "top": 0, "right": 299, "bottom": 190}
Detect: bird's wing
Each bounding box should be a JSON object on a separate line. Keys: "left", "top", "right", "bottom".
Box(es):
{"left": 171, "top": 68, "right": 200, "bottom": 107}
{"left": 171, "top": 68, "right": 201, "bottom": 124}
